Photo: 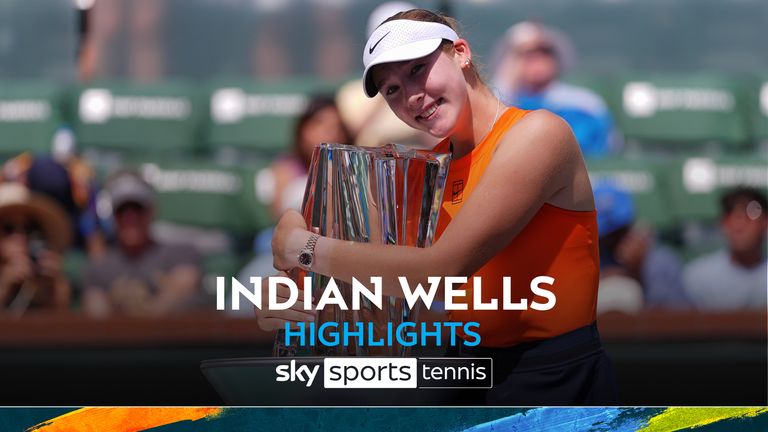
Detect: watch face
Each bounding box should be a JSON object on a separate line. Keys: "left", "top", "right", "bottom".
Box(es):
{"left": 298, "top": 251, "right": 313, "bottom": 267}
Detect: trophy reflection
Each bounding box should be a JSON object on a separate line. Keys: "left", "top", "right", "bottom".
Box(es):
{"left": 274, "top": 143, "right": 450, "bottom": 357}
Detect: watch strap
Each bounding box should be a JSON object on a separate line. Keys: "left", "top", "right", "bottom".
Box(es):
{"left": 298, "top": 233, "right": 320, "bottom": 269}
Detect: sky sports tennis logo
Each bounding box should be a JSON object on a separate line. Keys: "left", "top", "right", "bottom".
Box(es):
{"left": 275, "top": 358, "right": 492, "bottom": 389}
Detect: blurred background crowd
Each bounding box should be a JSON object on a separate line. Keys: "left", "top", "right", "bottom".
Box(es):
{"left": 0, "top": 0, "right": 765, "bottom": 405}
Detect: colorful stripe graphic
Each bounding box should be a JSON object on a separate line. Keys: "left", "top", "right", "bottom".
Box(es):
{"left": 15, "top": 407, "right": 768, "bottom": 432}
{"left": 463, "top": 408, "right": 646, "bottom": 432}
{"left": 27, "top": 407, "right": 222, "bottom": 432}
{"left": 463, "top": 407, "right": 768, "bottom": 432}
{"left": 639, "top": 407, "right": 768, "bottom": 431}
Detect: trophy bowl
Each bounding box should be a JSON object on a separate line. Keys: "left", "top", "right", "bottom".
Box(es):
{"left": 203, "top": 142, "right": 451, "bottom": 404}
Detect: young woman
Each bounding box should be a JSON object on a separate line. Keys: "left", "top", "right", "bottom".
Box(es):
{"left": 264, "top": 9, "right": 616, "bottom": 405}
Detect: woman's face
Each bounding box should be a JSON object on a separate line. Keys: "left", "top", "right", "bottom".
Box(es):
{"left": 299, "top": 105, "right": 348, "bottom": 159}
{"left": 372, "top": 44, "right": 469, "bottom": 139}
{"left": 513, "top": 39, "right": 559, "bottom": 90}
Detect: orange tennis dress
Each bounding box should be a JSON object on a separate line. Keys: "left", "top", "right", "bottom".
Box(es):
{"left": 433, "top": 107, "right": 600, "bottom": 347}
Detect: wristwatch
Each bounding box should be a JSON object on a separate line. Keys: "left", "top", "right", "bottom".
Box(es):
{"left": 297, "top": 233, "right": 320, "bottom": 270}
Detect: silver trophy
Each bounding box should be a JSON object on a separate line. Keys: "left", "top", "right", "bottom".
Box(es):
{"left": 274, "top": 143, "right": 450, "bottom": 357}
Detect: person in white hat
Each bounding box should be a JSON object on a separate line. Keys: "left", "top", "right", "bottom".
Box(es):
{"left": 335, "top": 1, "right": 438, "bottom": 149}
{"left": 0, "top": 183, "right": 72, "bottom": 312}
{"left": 268, "top": 9, "right": 615, "bottom": 404}
{"left": 489, "top": 21, "right": 621, "bottom": 156}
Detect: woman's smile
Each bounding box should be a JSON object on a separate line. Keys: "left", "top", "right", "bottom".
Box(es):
{"left": 416, "top": 98, "right": 443, "bottom": 122}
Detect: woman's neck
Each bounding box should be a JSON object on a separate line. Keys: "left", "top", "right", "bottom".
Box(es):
{"left": 449, "top": 86, "right": 501, "bottom": 159}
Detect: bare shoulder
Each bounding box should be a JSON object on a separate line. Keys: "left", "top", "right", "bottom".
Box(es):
{"left": 520, "top": 108, "right": 572, "bottom": 129}
{"left": 505, "top": 109, "right": 593, "bottom": 210}
{"left": 485, "top": 109, "right": 588, "bottom": 208}
{"left": 509, "top": 109, "right": 577, "bottom": 150}
{"left": 493, "top": 109, "right": 579, "bottom": 165}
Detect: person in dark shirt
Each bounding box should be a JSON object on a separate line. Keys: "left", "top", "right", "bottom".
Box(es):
{"left": 82, "top": 170, "right": 201, "bottom": 317}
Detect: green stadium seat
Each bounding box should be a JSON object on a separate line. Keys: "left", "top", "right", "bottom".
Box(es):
{"left": 138, "top": 160, "right": 273, "bottom": 235}
{"left": 73, "top": 81, "right": 206, "bottom": 156}
{"left": 586, "top": 157, "right": 676, "bottom": 230}
{"left": 0, "top": 81, "right": 67, "bottom": 156}
{"left": 750, "top": 75, "right": 768, "bottom": 143}
{"left": 205, "top": 78, "right": 340, "bottom": 156}
{"left": 612, "top": 74, "right": 751, "bottom": 151}
{"left": 140, "top": 161, "right": 273, "bottom": 235}
{"left": 668, "top": 156, "right": 768, "bottom": 222}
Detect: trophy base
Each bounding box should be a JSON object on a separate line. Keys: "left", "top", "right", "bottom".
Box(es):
{"left": 201, "top": 357, "right": 470, "bottom": 405}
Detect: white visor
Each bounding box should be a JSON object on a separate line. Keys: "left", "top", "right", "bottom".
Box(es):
{"left": 362, "top": 19, "right": 459, "bottom": 98}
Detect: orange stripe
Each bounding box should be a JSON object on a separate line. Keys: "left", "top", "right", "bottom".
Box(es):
{"left": 28, "top": 407, "right": 222, "bottom": 432}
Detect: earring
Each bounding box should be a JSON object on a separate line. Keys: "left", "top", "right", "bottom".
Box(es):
{"left": 465, "top": 59, "right": 470, "bottom": 66}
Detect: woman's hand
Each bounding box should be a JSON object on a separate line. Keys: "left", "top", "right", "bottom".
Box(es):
{"left": 271, "top": 209, "right": 311, "bottom": 271}
{"left": 255, "top": 271, "right": 316, "bottom": 331}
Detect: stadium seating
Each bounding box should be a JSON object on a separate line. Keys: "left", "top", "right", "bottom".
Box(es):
{"left": 1, "top": 59, "right": 763, "bottom": 275}
{"left": 0, "top": 81, "right": 67, "bottom": 156}
{"left": 668, "top": 155, "right": 768, "bottom": 222}
{"left": 205, "top": 78, "right": 340, "bottom": 156}
{"left": 72, "top": 81, "right": 206, "bottom": 157}
{"left": 137, "top": 160, "right": 273, "bottom": 235}
{"left": 586, "top": 157, "right": 677, "bottom": 230}
{"left": 611, "top": 74, "right": 752, "bottom": 152}
{"left": 751, "top": 75, "right": 768, "bottom": 145}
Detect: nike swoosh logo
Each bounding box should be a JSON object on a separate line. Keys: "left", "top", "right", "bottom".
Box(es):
{"left": 369, "top": 31, "right": 390, "bottom": 54}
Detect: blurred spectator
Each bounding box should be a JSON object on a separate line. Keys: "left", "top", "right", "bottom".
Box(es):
{"left": 262, "top": 94, "right": 353, "bottom": 220}
{"left": 249, "top": 2, "right": 354, "bottom": 80}
{"left": 490, "top": 21, "right": 620, "bottom": 157}
{"left": 79, "top": 0, "right": 166, "bottom": 82}
{"left": 82, "top": 170, "right": 201, "bottom": 318}
{"left": 250, "top": 18, "right": 293, "bottom": 80}
{"left": 1, "top": 126, "right": 106, "bottom": 257}
{"left": 683, "top": 187, "right": 767, "bottom": 311}
{"left": 311, "top": 3, "right": 354, "bottom": 81}
{"left": 594, "top": 181, "right": 689, "bottom": 311}
{"left": 335, "top": 2, "right": 438, "bottom": 149}
{"left": 0, "top": 183, "right": 72, "bottom": 313}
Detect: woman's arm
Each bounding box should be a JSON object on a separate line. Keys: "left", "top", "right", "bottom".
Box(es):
{"left": 272, "top": 110, "right": 584, "bottom": 295}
